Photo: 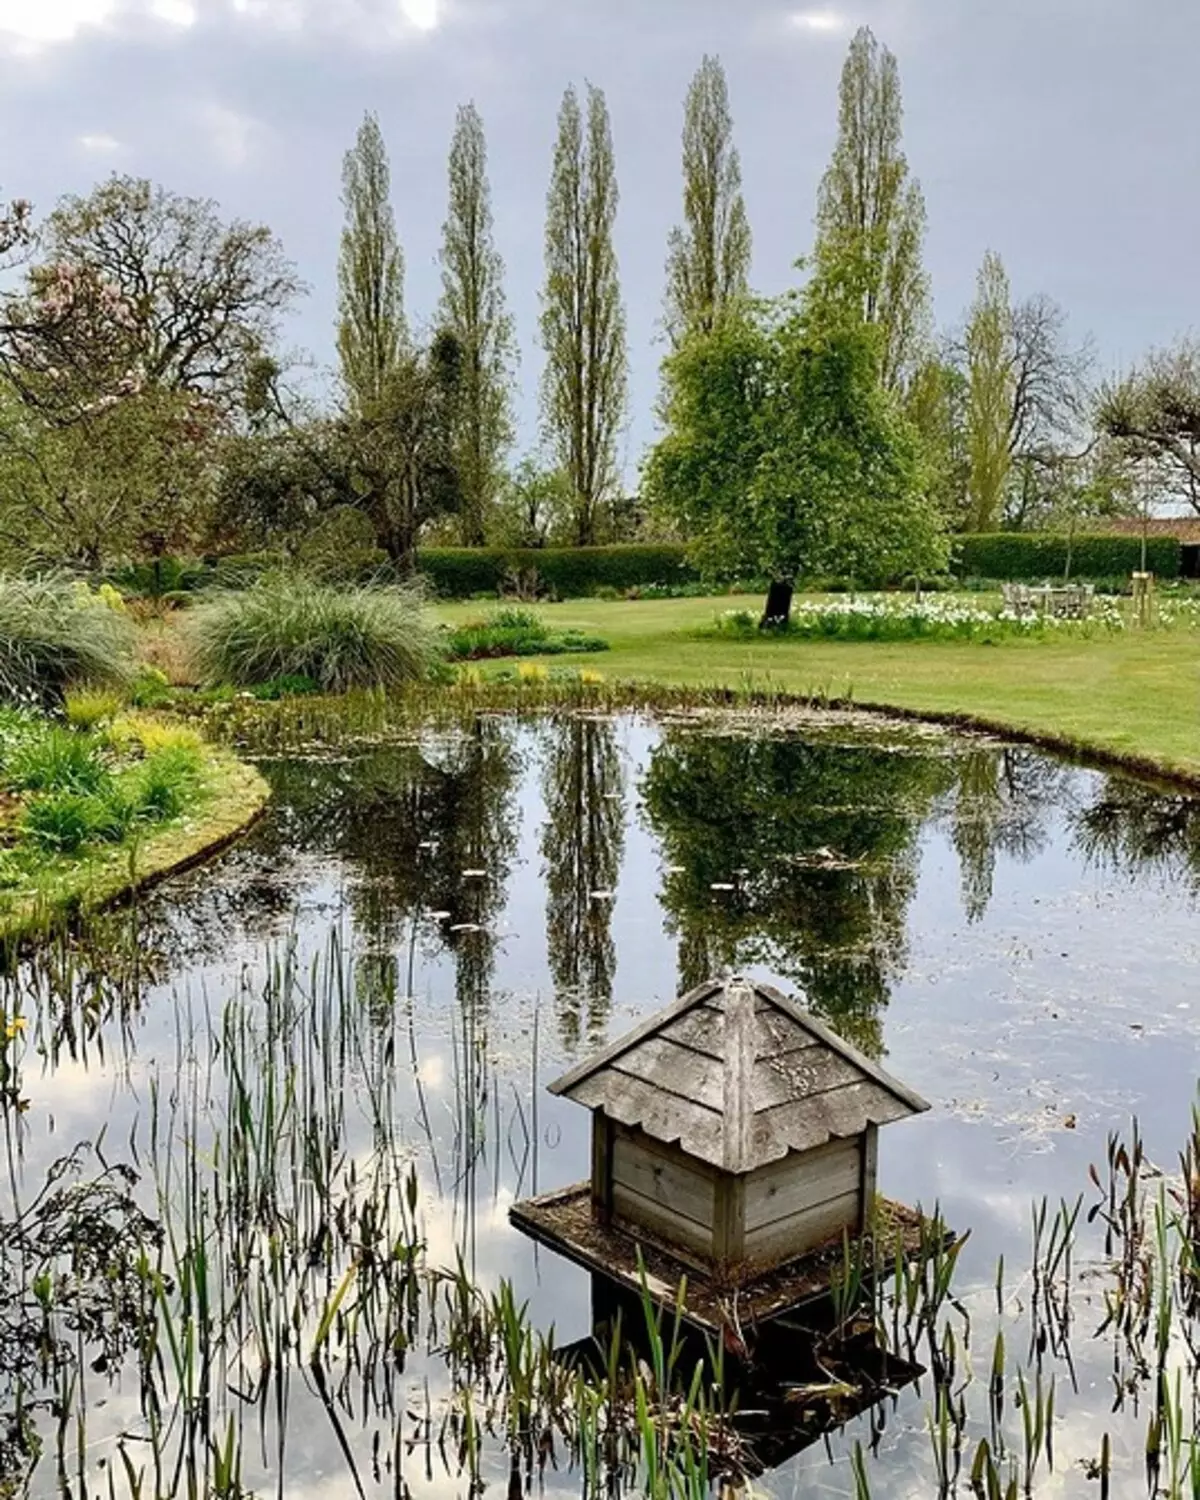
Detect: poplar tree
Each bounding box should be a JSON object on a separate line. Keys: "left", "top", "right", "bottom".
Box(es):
{"left": 663, "top": 55, "right": 752, "bottom": 345}
{"left": 337, "top": 111, "right": 405, "bottom": 412}
{"left": 439, "top": 102, "right": 516, "bottom": 545}
{"left": 965, "top": 250, "right": 1015, "bottom": 532}
{"left": 540, "top": 83, "right": 627, "bottom": 546}
{"left": 811, "top": 26, "right": 929, "bottom": 391}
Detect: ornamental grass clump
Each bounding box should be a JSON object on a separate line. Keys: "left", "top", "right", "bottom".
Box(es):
{"left": 0, "top": 576, "right": 136, "bottom": 706}
{"left": 191, "top": 576, "right": 442, "bottom": 693}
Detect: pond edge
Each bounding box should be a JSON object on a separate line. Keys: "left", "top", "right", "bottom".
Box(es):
{"left": 0, "top": 747, "right": 270, "bottom": 950}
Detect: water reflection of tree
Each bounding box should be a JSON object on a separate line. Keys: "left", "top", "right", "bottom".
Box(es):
{"left": 641, "top": 732, "right": 953, "bottom": 1057}
{"left": 1073, "top": 776, "right": 1200, "bottom": 890}
{"left": 541, "top": 716, "right": 627, "bottom": 1049}
{"left": 336, "top": 724, "right": 522, "bottom": 1024}
{"left": 946, "top": 749, "right": 1073, "bottom": 923}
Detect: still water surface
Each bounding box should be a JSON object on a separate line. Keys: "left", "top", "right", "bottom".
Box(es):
{"left": 8, "top": 708, "right": 1200, "bottom": 1497}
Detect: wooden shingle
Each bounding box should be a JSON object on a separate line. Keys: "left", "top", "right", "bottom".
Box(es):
{"left": 549, "top": 977, "right": 929, "bottom": 1172}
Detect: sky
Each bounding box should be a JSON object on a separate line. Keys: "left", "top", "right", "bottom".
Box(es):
{"left": 1, "top": 0, "right": 1197, "bottom": 471}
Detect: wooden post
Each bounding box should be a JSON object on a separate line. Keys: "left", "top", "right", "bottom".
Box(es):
{"left": 860, "top": 1125, "right": 879, "bottom": 1233}
{"left": 591, "top": 1111, "right": 614, "bottom": 1225}
{"left": 712, "top": 1175, "right": 745, "bottom": 1271}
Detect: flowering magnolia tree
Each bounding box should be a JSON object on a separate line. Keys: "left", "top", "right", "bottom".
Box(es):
{"left": 0, "top": 177, "right": 301, "bottom": 568}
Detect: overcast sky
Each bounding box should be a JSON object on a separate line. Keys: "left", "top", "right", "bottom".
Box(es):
{"left": 2, "top": 0, "right": 1196, "bottom": 468}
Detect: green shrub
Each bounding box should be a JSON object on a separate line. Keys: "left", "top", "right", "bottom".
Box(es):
{"left": 108, "top": 556, "right": 210, "bottom": 598}
{"left": 209, "top": 552, "right": 286, "bottom": 590}
{"left": 0, "top": 576, "right": 135, "bottom": 706}
{"left": 418, "top": 545, "right": 699, "bottom": 600}
{"left": 129, "top": 666, "right": 174, "bottom": 708}
{"left": 191, "top": 576, "right": 441, "bottom": 693}
{"left": 445, "top": 608, "right": 608, "bottom": 661}
{"left": 4, "top": 726, "right": 110, "bottom": 795}
{"left": 952, "top": 533, "right": 1182, "bottom": 582}
{"left": 248, "top": 674, "right": 320, "bottom": 701}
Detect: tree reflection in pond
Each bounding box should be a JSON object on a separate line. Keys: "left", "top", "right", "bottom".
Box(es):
{"left": 641, "top": 730, "right": 954, "bottom": 1057}
{"left": 1074, "top": 775, "right": 1200, "bottom": 889}
{"left": 540, "top": 716, "right": 627, "bottom": 1048}
{"left": 944, "top": 747, "right": 1074, "bottom": 924}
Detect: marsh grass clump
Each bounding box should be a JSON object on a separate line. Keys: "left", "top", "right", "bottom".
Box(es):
{"left": 0, "top": 576, "right": 135, "bottom": 706}
{"left": 191, "top": 576, "right": 442, "bottom": 693}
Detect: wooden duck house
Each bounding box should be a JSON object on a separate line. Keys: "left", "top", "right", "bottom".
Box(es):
{"left": 545, "top": 977, "right": 929, "bottom": 1278}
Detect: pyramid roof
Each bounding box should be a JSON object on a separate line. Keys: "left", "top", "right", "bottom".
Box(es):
{"left": 549, "top": 977, "right": 929, "bottom": 1173}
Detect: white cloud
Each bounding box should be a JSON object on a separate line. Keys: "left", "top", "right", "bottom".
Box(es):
{"left": 790, "top": 8, "right": 847, "bottom": 31}
{"left": 0, "top": 0, "right": 116, "bottom": 45}
{"left": 196, "top": 100, "right": 265, "bottom": 167}
{"left": 78, "top": 130, "right": 122, "bottom": 151}
{"left": 150, "top": 0, "right": 195, "bottom": 23}
{"left": 399, "top": 0, "right": 437, "bottom": 30}
{"left": 0, "top": 0, "right": 444, "bottom": 49}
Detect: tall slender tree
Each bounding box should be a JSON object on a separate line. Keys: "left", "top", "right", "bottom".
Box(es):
{"left": 439, "top": 103, "right": 516, "bottom": 546}
{"left": 965, "top": 250, "right": 1015, "bottom": 532}
{"left": 337, "top": 112, "right": 405, "bottom": 413}
{"left": 663, "top": 55, "right": 752, "bottom": 345}
{"left": 540, "top": 83, "right": 627, "bottom": 547}
{"left": 810, "top": 26, "right": 929, "bottom": 391}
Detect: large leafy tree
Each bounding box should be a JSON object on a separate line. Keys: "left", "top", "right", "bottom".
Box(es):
{"left": 645, "top": 298, "right": 946, "bottom": 627}
{"left": 663, "top": 55, "right": 752, "bottom": 346}
{"left": 0, "top": 381, "right": 217, "bottom": 568}
{"left": 439, "top": 103, "right": 516, "bottom": 546}
{"left": 809, "top": 27, "right": 929, "bottom": 393}
{"left": 338, "top": 331, "right": 464, "bottom": 567}
{"left": 541, "top": 83, "right": 628, "bottom": 546}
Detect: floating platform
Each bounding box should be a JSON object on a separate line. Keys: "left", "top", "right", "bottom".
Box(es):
{"left": 510, "top": 1181, "right": 931, "bottom": 1337}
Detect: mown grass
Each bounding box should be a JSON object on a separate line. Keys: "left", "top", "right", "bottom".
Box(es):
{"left": 429, "top": 594, "right": 1200, "bottom": 782}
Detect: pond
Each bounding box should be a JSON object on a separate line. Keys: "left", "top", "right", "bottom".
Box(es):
{"left": 4, "top": 705, "right": 1200, "bottom": 1498}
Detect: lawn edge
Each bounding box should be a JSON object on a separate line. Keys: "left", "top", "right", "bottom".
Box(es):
{"left": 0, "top": 746, "right": 270, "bottom": 949}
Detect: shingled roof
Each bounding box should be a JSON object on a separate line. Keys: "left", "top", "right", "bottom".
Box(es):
{"left": 549, "top": 977, "right": 929, "bottom": 1173}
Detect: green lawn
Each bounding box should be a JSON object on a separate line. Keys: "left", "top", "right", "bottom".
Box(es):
{"left": 433, "top": 594, "right": 1200, "bottom": 781}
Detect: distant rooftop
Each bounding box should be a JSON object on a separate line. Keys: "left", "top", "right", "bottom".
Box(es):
{"left": 1102, "top": 517, "right": 1200, "bottom": 543}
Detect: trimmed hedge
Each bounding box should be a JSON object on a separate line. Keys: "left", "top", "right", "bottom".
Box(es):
{"left": 417, "top": 545, "right": 699, "bottom": 599}
{"left": 953, "top": 533, "right": 1182, "bottom": 583}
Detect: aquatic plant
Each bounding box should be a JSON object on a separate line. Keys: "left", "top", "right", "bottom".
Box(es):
{"left": 190, "top": 575, "right": 442, "bottom": 692}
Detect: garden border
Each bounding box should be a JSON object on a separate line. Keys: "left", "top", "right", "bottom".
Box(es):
{"left": 0, "top": 747, "right": 270, "bottom": 949}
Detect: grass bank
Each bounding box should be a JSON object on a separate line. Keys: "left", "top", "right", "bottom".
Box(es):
{"left": 0, "top": 742, "right": 269, "bottom": 949}
{"left": 432, "top": 594, "right": 1200, "bottom": 783}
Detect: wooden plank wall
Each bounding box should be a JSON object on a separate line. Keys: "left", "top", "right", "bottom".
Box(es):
{"left": 610, "top": 1123, "right": 716, "bottom": 1261}
{"left": 742, "top": 1136, "right": 862, "bottom": 1267}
